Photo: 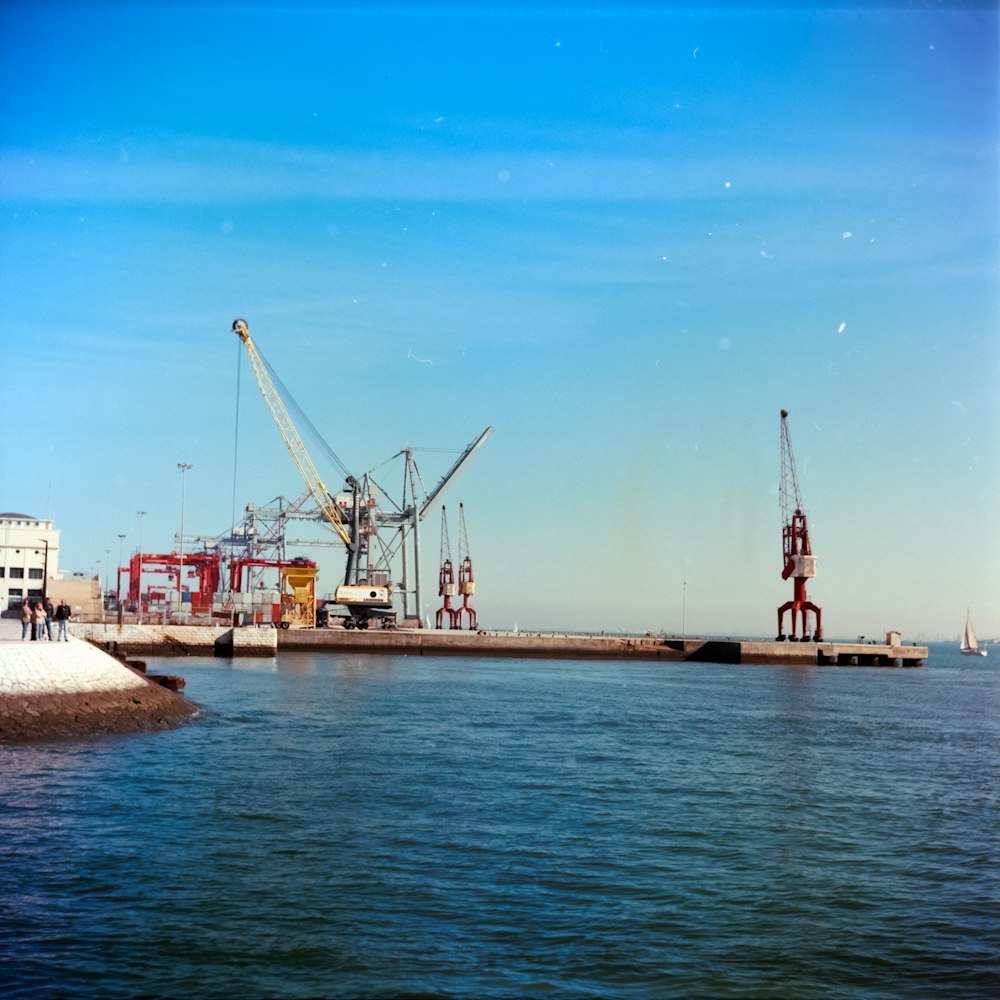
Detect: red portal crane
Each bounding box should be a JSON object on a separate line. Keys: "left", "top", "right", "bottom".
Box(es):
{"left": 435, "top": 506, "right": 458, "bottom": 629}
{"left": 455, "top": 503, "right": 478, "bottom": 630}
{"left": 126, "top": 551, "right": 220, "bottom": 616}
{"left": 777, "top": 409, "right": 823, "bottom": 642}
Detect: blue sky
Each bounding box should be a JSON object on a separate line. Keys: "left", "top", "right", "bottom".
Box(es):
{"left": 2, "top": 2, "right": 997, "bottom": 639}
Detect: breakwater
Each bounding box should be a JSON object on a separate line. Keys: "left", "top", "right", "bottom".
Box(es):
{"left": 0, "top": 634, "right": 197, "bottom": 742}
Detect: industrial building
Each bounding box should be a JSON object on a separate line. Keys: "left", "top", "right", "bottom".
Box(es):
{"left": 0, "top": 512, "right": 101, "bottom": 616}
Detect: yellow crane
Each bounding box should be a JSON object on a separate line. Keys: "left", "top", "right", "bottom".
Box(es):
{"left": 232, "top": 318, "right": 353, "bottom": 549}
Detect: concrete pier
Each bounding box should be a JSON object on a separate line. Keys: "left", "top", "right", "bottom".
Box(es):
{"left": 40, "top": 621, "right": 928, "bottom": 667}
{"left": 276, "top": 629, "right": 927, "bottom": 667}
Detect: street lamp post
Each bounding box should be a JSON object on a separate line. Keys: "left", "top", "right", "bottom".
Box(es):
{"left": 37, "top": 539, "right": 49, "bottom": 603}
{"left": 136, "top": 511, "right": 146, "bottom": 625}
{"left": 104, "top": 548, "right": 111, "bottom": 609}
{"left": 117, "top": 533, "right": 126, "bottom": 618}
{"left": 115, "top": 532, "right": 125, "bottom": 607}
{"left": 177, "top": 463, "right": 192, "bottom": 621}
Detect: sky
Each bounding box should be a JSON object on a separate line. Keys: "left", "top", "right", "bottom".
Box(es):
{"left": 1, "top": 1, "right": 997, "bottom": 640}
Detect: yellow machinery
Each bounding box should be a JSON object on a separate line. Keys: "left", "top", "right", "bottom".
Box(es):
{"left": 279, "top": 563, "right": 319, "bottom": 629}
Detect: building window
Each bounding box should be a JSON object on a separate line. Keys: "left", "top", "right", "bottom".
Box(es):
{"left": 27, "top": 589, "right": 43, "bottom": 600}
{"left": 10, "top": 567, "right": 24, "bottom": 579}
{"left": 28, "top": 568, "right": 43, "bottom": 580}
{"left": 0, "top": 567, "right": 4, "bottom": 577}
{"left": 9, "top": 588, "right": 23, "bottom": 598}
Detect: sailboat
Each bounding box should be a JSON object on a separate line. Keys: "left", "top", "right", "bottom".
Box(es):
{"left": 960, "top": 610, "right": 988, "bottom": 657}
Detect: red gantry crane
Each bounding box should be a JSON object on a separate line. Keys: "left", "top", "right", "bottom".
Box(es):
{"left": 435, "top": 506, "right": 458, "bottom": 629}
{"left": 455, "top": 502, "right": 478, "bottom": 630}
{"left": 777, "top": 409, "right": 823, "bottom": 642}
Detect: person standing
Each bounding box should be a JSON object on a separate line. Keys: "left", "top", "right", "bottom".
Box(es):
{"left": 21, "top": 598, "right": 31, "bottom": 640}
{"left": 33, "top": 601, "right": 47, "bottom": 641}
{"left": 54, "top": 599, "right": 71, "bottom": 641}
{"left": 44, "top": 598, "right": 55, "bottom": 640}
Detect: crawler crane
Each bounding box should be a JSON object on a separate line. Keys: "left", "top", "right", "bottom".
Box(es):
{"left": 777, "top": 409, "right": 823, "bottom": 641}
{"left": 233, "top": 318, "right": 392, "bottom": 628}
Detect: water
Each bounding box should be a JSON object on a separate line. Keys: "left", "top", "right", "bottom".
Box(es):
{"left": 2, "top": 644, "right": 997, "bottom": 998}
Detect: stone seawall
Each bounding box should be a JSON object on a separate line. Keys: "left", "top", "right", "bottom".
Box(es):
{"left": 70, "top": 623, "right": 278, "bottom": 658}
{"left": 0, "top": 635, "right": 198, "bottom": 742}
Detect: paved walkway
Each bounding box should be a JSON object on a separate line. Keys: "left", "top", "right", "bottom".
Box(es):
{"left": 0, "top": 615, "right": 24, "bottom": 642}
{"left": 0, "top": 615, "right": 66, "bottom": 642}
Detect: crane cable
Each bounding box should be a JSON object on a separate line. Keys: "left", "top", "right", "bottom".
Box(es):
{"left": 233, "top": 319, "right": 352, "bottom": 547}
{"left": 256, "top": 349, "right": 354, "bottom": 484}
{"left": 231, "top": 341, "right": 242, "bottom": 535}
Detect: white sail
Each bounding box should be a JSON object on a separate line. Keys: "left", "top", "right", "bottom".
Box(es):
{"left": 961, "top": 610, "right": 988, "bottom": 656}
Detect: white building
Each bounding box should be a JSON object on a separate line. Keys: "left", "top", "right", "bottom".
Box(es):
{"left": 0, "top": 512, "right": 61, "bottom": 612}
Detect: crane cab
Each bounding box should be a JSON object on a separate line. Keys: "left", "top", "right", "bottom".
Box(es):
{"left": 333, "top": 583, "right": 395, "bottom": 629}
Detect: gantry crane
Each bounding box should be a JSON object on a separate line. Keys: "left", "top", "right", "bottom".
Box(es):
{"left": 777, "top": 409, "right": 823, "bottom": 641}
{"left": 435, "top": 506, "right": 458, "bottom": 628}
{"left": 455, "top": 502, "right": 477, "bottom": 630}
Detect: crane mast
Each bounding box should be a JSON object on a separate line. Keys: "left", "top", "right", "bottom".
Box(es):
{"left": 777, "top": 409, "right": 823, "bottom": 642}
{"left": 232, "top": 319, "right": 354, "bottom": 553}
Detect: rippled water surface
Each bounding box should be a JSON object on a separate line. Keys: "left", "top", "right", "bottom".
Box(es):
{"left": 2, "top": 644, "right": 998, "bottom": 998}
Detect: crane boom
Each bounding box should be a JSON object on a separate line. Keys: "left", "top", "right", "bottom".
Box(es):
{"left": 779, "top": 408, "right": 803, "bottom": 528}
{"left": 420, "top": 426, "right": 494, "bottom": 518}
{"left": 232, "top": 319, "right": 353, "bottom": 548}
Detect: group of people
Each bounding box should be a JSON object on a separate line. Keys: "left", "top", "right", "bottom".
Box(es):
{"left": 20, "top": 598, "right": 72, "bottom": 641}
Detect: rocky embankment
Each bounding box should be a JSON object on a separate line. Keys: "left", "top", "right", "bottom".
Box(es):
{"left": 0, "top": 625, "right": 197, "bottom": 742}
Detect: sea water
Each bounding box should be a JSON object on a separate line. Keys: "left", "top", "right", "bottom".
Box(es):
{"left": 1, "top": 643, "right": 997, "bottom": 998}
